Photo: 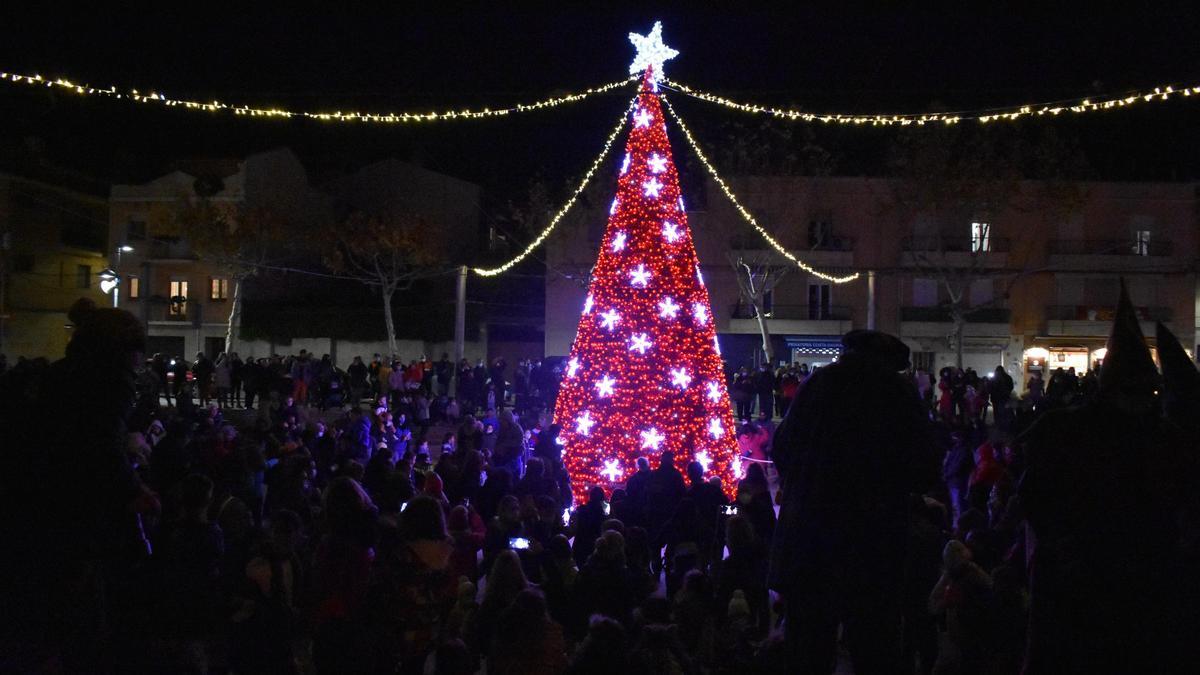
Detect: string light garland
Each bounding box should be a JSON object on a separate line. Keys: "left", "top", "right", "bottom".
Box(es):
{"left": 556, "top": 66, "right": 741, "bottom": 503}
{"left": 472, "top": 95, "right": 638, "bottom": 277}
{"left": 0, "top": 69, "right": 635, "bottom": 123}
{"left": 664, "top": 78, "right": 1200, "bottom": 126}
{"left": 660, "top": 96, "right": 859, "bottom": 284}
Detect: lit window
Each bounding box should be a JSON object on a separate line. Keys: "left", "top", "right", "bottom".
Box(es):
{"left": 128, "top": 276, "right": 141, "bottom": 300}
{"left": 971, "top": 222, "right": 991, "bottom": 252}
{"left": 1134, "top": 230, "right": 1151, "bottom": 256}
{"left": 169, "top": 280, "right": 189, "bottom": 316}
{"left": 76, "top": 264, "right": 91, "bottom": 289}
{"left": 211, "top": 277, "right": 229, "bottom": 301}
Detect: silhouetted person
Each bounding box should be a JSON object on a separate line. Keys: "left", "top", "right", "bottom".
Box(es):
{"left": 1019, "top": 282, "right": 1189, "bottom": 674}
{"left": 769, "top": 330, "right": 937, "bottom": 674}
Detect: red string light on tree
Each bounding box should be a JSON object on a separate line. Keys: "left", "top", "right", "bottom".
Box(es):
{"left": 555, "top": 27, "right": 740, "bottom": 503}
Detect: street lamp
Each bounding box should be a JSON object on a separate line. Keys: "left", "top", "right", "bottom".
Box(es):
{"left": 111, "top": 244, "right": 134, "bottom": 307}
{"left": 98, "top": 268, "right": 119, "bottom": 297}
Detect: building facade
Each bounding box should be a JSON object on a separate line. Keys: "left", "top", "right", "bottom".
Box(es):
{"left": 110, "top": 149, "right": 492, "bottom": 367}
{"left": 545, "top": 175, "right": 1198, "bottom": 387}
{"left": 0, "top": 174, "right": 109, "bottom": 360}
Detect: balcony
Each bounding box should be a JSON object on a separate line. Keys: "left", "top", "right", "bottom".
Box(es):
{"left": 899, "top": 305, "right": 1011, "bottom": 338}
{"left": 1047, "top": 239, "right": 1175, "bottom": 272}
{"left": 900, "top": 236, "right": 1010, "bottom": 269}
{"left": 727, "top": 303, "right": 852, "bottom": 336}
{"left": 731, "top": 303, "right": 852, "bottom": 321}
{"left": 900, "top": 306, "right": 1012, "bottom": 323}
{"left": 1044, "top": 305, "right": 1171, "bottom": 337}
{"left": 144, "top": 237, "right": 196, "bottom": 261}
{"left": 727, "top": 234, "right": 856, "bottom": 269}
{"left": 1049, "top": 239, "right": 1173, "bottom": 256}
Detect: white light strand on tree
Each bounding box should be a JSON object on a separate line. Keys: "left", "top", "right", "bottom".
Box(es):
{"left": 473, "top": 95, "right": 638, "bottom": 276}
{"left": 660, "top": 96, "right": 860, "bottom": 284}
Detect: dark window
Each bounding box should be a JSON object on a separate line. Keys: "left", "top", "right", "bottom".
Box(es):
{"left": 76, "top": 264, "right": 91, "bottom": 289}
{"left": 808, "top": 283, "right": 832, "bottom": 319}
{"left": 12, "top": 254, "right": 34, "bottom": 272}
{"left": 808, "top": 220, "right": 833, "bottom": 248}
{"left": 127, "top": 219, "right": 147, "bottom": 241}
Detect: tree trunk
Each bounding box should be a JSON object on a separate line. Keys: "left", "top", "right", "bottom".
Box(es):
{"left": 224, "top": 275, "right": 243, "bottom": 354}
{"left": 953, "top": 312, "right": 966, "bottom": 370}
{"left": 752, "top": 301, "right": 775, "bottom": 365}
{"left": 382, "top": 285, "right": 398, "bottom": 356}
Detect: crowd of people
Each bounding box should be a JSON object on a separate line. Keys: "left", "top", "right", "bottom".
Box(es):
{"left": 1, "top": 286, "right": 1197, "bottom": 673}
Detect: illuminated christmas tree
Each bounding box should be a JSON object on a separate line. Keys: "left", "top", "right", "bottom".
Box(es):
{"left": 555, "top": 23, "right": 740, "bottom": 503}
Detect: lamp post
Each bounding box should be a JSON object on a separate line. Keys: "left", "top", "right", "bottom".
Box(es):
{"left": 111, "top": 244, "right": 134, "bottom": 308}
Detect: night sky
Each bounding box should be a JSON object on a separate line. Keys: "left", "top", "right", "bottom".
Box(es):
{"left": 3, "top": 5, "right": 1200, "bottom": 198}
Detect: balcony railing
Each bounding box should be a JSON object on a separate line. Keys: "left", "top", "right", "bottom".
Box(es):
{"left": 1045, "top": 305, "right": 1173, "bottom": 322}
{"left": 1048, "top": 239, "right": 1173, "bottom": 257}
{"left": 731, "top": 303, "right": 852, "bottom": 321}
{"left": 900, "top": 306, "right": 1012, "bottom": 323}
{"left": 902, "top": 236, "right": 1011, "bottom": 253}
{"left": 144, "top": 238, "right": 196, "bottom": 260}
{"left": 728, "top": 235, "right": 855, "bottom": 252}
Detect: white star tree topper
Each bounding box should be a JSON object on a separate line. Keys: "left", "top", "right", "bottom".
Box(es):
{"left": 628, "top": 21, "right": 679, "bottom": 82}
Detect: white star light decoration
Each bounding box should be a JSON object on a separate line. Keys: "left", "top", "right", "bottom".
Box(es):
{"left": 662, "top": 221, "right": 681, "bottom": 243}
{"left": 658, "top": 296, "right": 680, "bottom": 319}
{"left": 647, "top": 153, "right": 668, "bottom": 174}
{"left": 599, "top": 309, "right": 621, "bottom": 331}
{"left": 706, "top": 381, "right": 722, "bottom": 403}
{"left": 708, "top": 417, "right": 725, "bottom": 439}
{"left": 692, "top": 302, "right": 708, "bottom": 325}
{"left": 633, "top": 108, "right": 653, "bottom": 128}
{"left": 629, "top": 264, "right": 651, "bottom": 288}
{"left": 695, "top": 450, "right": 712, "bottom": 473}
{"left": 576, "top": 411, "right": 596, "bottom": 436}
{"left": 629, "top": 333, "right": 653, "bottom": 354}
{"left": 612, "top": 231, "right": 627, "bottom": 252}
{"left": 567, "top": 358, "right": 581, "bottom": 378}
{"left": 641, "top": 427, "right": 666, "bottom": 451}
{"left": 643, "top": 178, "right": 664, "bottom": 198}
{"left": 594, "top": 374, "right": 616, "bottom": 398}
{"left": 670, "top": 367, "right": 692, "bottom": 389}
{"left": 628, "top": 21, "right": 679, "bottom": 83}
{"left": 601, "top": 459, "right": 624, "bottom": 482}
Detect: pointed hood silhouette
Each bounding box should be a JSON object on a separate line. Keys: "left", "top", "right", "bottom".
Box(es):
{"left": 1155, "top": 320, "right": 1200, "bottom": 422}
{"left": 1098, "top": 279, "right": 1159, "bottom": 408}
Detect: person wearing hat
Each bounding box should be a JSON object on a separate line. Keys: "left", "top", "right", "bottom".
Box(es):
{"left": 0, "top": 298, "right": 157, "bottom": 669}
{"left": 1019, "top": 281, "right": 1191, "bottom": 673}
{"left": 768, "top": 329, "right": 939, "bottom": 673}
